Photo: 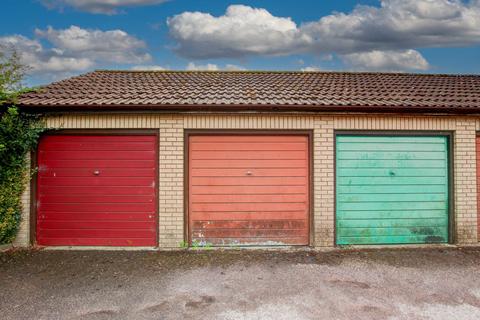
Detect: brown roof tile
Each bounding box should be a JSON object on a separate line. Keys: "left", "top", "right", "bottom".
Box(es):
{"left": 18, "top": 70, "right": 480, "bottom": 113}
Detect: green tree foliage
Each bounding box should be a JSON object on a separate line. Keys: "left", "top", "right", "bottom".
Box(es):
{"left": 0, "top": 46, "right": 45, "bottom": 244}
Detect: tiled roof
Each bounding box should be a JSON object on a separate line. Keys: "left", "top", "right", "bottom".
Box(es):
{"left": 19, "top": 70, "right": 480, "bottom": 113}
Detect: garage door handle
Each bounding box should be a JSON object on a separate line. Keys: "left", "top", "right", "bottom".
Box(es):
{"left": 93, "top": 170, "right": 100, "bottom": 176}
{"left": 246, "top": 171, "right": 252, "bottom": 176}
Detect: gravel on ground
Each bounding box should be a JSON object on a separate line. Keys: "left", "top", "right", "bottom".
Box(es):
{"left": 1, "top": 247, "right": 480, "bottom": 320}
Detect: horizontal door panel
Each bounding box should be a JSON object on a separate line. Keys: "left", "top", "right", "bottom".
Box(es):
{"left": 338, "top": 201, "right": 446, "bottom": 211}
{"left": 338, "top": 193, "right": 446, "bottom": 202}
{"left": 338, "top": 210, "right": 447, "bottom": 220}
{"left": 337, "top": 218, "right": 448, "bottom": 228}
{"left": 36, "top": 237, "right": 156, "bottom": 246}
{"left": 38, "top": 220, "right": 155, "bottom": 230}
{"left": 38, "top": 177, "right": 155, "bottom": 187}
{"left": 191, "top": 176, "right": 307, "bottom": 186}
{"left": 189, "top": 136, "right": 306, "bottom": 143}
{"left": 39, "top": 212, "right": 154, "bottom": 221}
{"left": 190, "top": 185, "right": 307, "bottom": 195}
{"left": 41, "top": 136, "right": 155, "bottom": 143}
{"left": 40, "top": 159, "right": 156, "bottom": 168}
{"left": 337, "top": 142, "right": 446, "bottom": 152}
{"left": 192, "top": 228, "right": 307, "bottom": 238}
{"left": 39, "top": 202, "right": 155, "bottom": 213}
{"left": 337, "top": 176, "right": 446, "bottom": 185}
{"left": 338, "top": 185, "right": 447, "bottom": 194}
{"left": 40, "top": 141, "right": 155, "bottom": 151}
{"left": 337, "top": 151, "right": 446, "bottom": 161}
{"left": 191, "top": 142, "right": 307, "bottom": 151}
{"left": 192, "top": 211, "right": 308, "bottom": 221}
{"left": 193, "top": 237, "right": 308, "bottom": 246}
{"left": 191, "top": 194, "right": 307, "bottom": 203}
{"left": 191, "top": 159, "right": 307, "bottom": 168}
{"left": 39, "top": 194, "right": 155, "bottom": 204}
{"left": 37, "top": 229, "right": 156, "bottom": 239}
{"left": 337, "top": 159, "right": 446, "bottom": 168}
{"left": 190, "top": 150, "right": 306, "bottom": 160}
{"left": 336, "top": 235, "right": 446, "bottom": 245}
{"left": 191, "top": 168, "right": 307, "bottom": 177}
{"left": 191, "top": 202, "right": 307, "bottom": 212}
{"left": 338, "top": 168, "right": 447, "bottom": 177}
{"left": 38, "top": 186, "right": 155, "bottom": 196}
{"left": 337, "top": 136, "right": 446, "bottom": 144}
{"left": 192, "top": 220, "right": 308, "bottom": 230}
{"left": 337, "top": 227, "right": 447, "bottom": 238}
{"left": 39, "top": 150, "right": 155, "bottom": 160}
{"left": 39, "top": 167, "right": 155, "bottom": 178}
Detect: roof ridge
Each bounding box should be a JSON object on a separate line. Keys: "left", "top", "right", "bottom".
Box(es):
{"left": 93, "top": 69, "right": 480, "bottom": 77}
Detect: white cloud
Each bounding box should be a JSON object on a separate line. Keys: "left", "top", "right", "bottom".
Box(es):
{"left": 41, "top": 0, "right": 168, "bottom": 15}
{"left": 186, "top": 62, "right": 246, "bottom": 71}
{"left": 168, "top": 1, "right": 480, "bottom": 71}
{"left": 0, "top": 35, "right": 94, "bottom": 74}
{"left": 131, "top": 65, "right": 166, "bottom": 70}
{"left": 37, "top": 56, "right": 95, "bottom": 72}
{"left": 186, "top": 62, "right": 219, "bottom": 71}
{"left": 0, "top": 26, "right": 150, "bottom": 80}
{"left": 168, "top": 5, "right": 308, "bottom": 59}
{"left": 341, "top": 50, "right": 430, "bottom": 71}
{"left": 301, "top": 0, "right": 480, "bottom": 54}
{"left": 224, "top": 64, "right": 246, "bottom": 71}
{"left": 301, "top": 66, "right": 321, "bottom": 72}
{"left": 35, "top": 26, "right": 150, "bottom": 64}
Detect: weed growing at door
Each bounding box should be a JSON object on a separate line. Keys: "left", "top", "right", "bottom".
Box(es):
{"left": 190, "top": 240, "right": 213, "bottom": 250}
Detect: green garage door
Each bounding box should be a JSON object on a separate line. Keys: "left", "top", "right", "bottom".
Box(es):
{"left": 336, "top": 135, "right": 449, "bottom": 245}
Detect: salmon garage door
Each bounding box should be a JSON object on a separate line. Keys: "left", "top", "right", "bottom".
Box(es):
{"left": 36, "top": 135, "right": 157, "bottom": 246}
{"left": 336, "top": 135, "right": 449, "bottom": 245}
{"left": 188, "top": 135, "right": 310, "bottom": 246}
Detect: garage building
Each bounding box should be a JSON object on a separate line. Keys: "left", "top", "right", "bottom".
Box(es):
{"left": 13, "top": 70, "right": 480, "bottom": 248}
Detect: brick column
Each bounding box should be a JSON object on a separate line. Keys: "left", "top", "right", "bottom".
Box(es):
{"left": 158, "top": 117, "right": 185, "bottom": 248}
{"left": 313, "top": 117, "right": 335, "bottom": 247}
{"left": 454, "top": 119, "right": 478, "bottom": 244}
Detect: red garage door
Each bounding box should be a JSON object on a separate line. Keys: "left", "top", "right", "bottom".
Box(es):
{"left": 36, "top": 135, "right": 157, "bottom": 246}
{"left": 188, "top": 134, "right": 310, "bottom": 246}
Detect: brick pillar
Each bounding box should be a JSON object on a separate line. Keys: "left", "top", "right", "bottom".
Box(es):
{"left": 158, "top": 117, "right": 185, "bottom": 248}
{"left": 454, "top": 119, "right": 478, "bottom": 244}
{"left": 313, "top": 117, "right": 335, "bottom": 247}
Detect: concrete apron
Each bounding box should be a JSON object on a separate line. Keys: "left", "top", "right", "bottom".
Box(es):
{"left": 26, "top": 243, "right": 480, "bottom": 252}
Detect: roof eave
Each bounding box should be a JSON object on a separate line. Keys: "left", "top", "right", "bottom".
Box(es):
{"left": 17, "top": 103, "right": 480, "bottom": 115}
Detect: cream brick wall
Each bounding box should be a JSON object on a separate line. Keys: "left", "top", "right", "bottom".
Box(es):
{"left": 14, "top": 113, "right": 479, "bottom": 248}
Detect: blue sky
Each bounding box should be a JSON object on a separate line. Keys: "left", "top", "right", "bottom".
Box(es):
{"left": 1, "top": 0, "right": 480, "bottom": 85}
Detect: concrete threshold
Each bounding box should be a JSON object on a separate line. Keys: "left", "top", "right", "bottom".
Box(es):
{"left": 42, "top": 246, "right": 158, "bottom": 251}
{"left": 24, "top": 243, "right": 480, "bottom": 252}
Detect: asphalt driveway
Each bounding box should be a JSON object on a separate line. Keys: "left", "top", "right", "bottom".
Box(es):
{"left": 1, "top": 247, "right": 480, "bottom": 320}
